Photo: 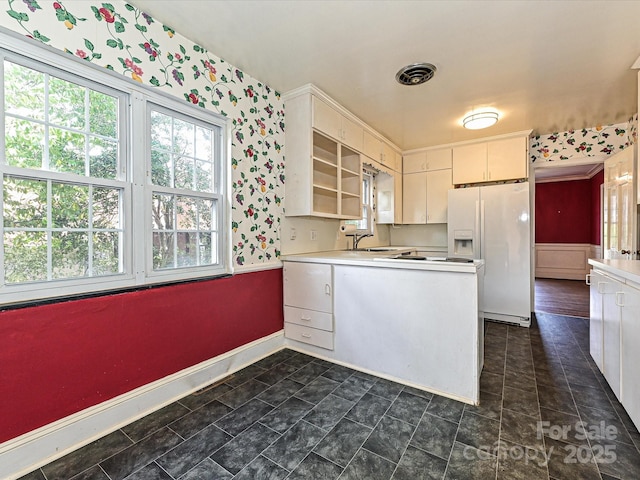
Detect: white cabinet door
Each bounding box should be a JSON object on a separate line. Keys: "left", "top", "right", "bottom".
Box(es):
{"left": 452, "top": 143, "right": 487, "bottom": 184}
{"left": 426, "top": 148, "right": 452, "bottom": 171}
{"left": 487, "top": 136, "right": 527, "bottom": 182}
{"left": 621, "top": 281, "right": 640, "bottom": 430}
{"left": 402, "top": 172, "right": 427, "bottom": 224}
{"left": 404, "top": 152, "right": 427, "bottom": 174}
{"left": 313, "top": 97, "right": 363, "bottom": 152}
{"left": 589, "top": 270, "right": 604, "bottom": 372}
{"left": 381, "top": 141, "right": 395, "bottom": 169}
{"left": 426, "top": 168, "right": 452, "bottom": 224}
{"left": 602, "top": 276, "right": 622, "bottom": 400}
{"left": 341, "top": 115, "right": 363, "bottom": 152}
{"left": 363, "top": 130, "right": 381, "bottom": 162}
{"left": 283, "top": 262, "right": 333, "bottom": 313}
{"left": 312, "top": 97, "right": 341, "bottom": 140}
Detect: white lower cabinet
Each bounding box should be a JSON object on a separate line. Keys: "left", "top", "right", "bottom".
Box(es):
{"left": 283, "top": 261, "right": 334, "bottom": 350}
{"left": 589, "top": 266, "right": 640, "bottom": 426}
{"left": 620, "top": 281, "right": 640, "bottom": 430}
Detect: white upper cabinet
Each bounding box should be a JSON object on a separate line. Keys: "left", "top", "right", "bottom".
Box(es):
{"left": 426, "top": 168, "right": 453, "bottom": 223}
{"left": 452, "top": 133, "right": 529, "bottom": 184}
{"left": 426, "top": 148, "right": 452, "bottom": 171}
{"left": 364, "top": 130, "right": 401, "bottom": 171}
{"left": 313, "top": 96, "right": 363, "bottom": 152}
{"left": 403, "top": 152, "right": 427, "bottom": 174}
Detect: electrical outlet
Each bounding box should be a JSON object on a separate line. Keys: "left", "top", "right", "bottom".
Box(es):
{"left": 310, "top": 230, "right": 318, "bottom": 241}
{"left": 290, "top": 227, "right": 296, "bottom": 240}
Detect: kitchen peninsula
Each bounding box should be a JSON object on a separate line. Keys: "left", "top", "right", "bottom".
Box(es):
{"left": 283, "top": 251, "right": 485, "bottom": 405}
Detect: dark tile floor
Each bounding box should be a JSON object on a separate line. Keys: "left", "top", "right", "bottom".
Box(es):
{"left": 20, "top": 313, "right": 640, "bottom": 480}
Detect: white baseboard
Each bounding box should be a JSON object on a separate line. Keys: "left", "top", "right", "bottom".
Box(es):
{"left": 0, "top": 331, "right": 285, "bottom": 480}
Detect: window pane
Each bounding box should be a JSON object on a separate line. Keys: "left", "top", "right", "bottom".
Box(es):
{"left": 51, "top": 231, "right": 88, "bottom": 279}
{"left": 196, "top": 160, "right": 213, "bottom": 192}
{"left": 177, "top": 232, "right": 197, "bottom": 267}
{"left": 5, "top": 117, "right": 44, "bottom": 168}
{"left": 153, "top": 232, "right": 174, "bottom": 269}
{"left": 93, "top": 187, "right": 120, "bottom": 229}
{"left": 4, "top": 61, "right": 45, "bottom": 121}
{"left": 199, "top": 232, "right": 215, "bottom": 264}
{"left": 92, "top": 231, "right": 121, "bottom": 275}
{"left": 195, "top": 126, "right": 212, "bottom": 161}
{"left": 49, "top": 76, "right": 85, "bottom": 130}
{"left": 150, "top": 110, "right": 172, "bottom": 152}
{"left": 173, "top": 118, "right": 194, "bottom": 157}
{"left": 3, "top": 176, "right": 47, "bottom": 228}
{"left": 197, "top": 198, "right": 214, "bottom": 230}
{"left": 151, "top": 150, "right": 172, "bottom": 187}
{"left": 152, "top": 193, "right": 174, "bottom": 230}
{"left": 49, "top": 127, "right": 85, "bottom": 175}
{"left": 51, "top": 182, "right": 89, "bottom": 229}
{"left": 89, "top": 137, "right": 117, "bottom": 179}
{"left": 176, "top": 196, "right": 197, "bottom": 230}
{"left": 4, "top": 230, "right": 47, "bottom": 283}
{"left": 174, "top": 155, "right": 193, "bottom": 190}
{"left": 89, "top": 89, "right": 117, "bottom": 138}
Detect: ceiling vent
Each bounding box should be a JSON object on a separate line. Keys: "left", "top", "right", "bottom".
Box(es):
{"left": 395, "top": 63, "right": 437, "bottom": 86}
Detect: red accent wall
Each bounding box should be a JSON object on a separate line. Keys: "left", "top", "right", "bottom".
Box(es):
{"left": 0, "top": 268, "right": 283, "bottom": 443}
{"left": 535, "top": 178, "right": 600, "bottom": 244}
{"left": 590, "top": 170, "right": 604, "bottom": 245}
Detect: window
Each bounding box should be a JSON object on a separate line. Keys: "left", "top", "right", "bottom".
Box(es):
{"left": 0, "top": 43, "right": 229, "bottom": 305}
{"left": 346, "top": 169, "right": 375, "bottom": 234}
{"left": 148, "top": 106, "right": 222, "bottom": 273}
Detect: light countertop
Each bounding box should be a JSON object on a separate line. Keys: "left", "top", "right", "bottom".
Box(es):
{"left": 282, "top": 248, "right": 484, "bottom": 274}
{"left": 588, "top": 259, "right": 640, "bottom": 286}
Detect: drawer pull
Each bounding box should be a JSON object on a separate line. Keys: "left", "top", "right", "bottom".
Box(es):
{"left": 301, "top": 333, "right": 312, "bottom": 339}
{"left": 301, "top": 316, "right": 311, "bottom": 321}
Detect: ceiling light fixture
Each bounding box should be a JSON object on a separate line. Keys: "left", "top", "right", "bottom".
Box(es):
{"left": 463, "top": 111, "right": 499, "bottom": 130}
{"left": 395, "top": 63, "right": 437, "bottom": 86}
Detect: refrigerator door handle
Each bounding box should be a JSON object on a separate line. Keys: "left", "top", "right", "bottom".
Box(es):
{"left": 475, "top": 199, "right": 482, "bottom": 259}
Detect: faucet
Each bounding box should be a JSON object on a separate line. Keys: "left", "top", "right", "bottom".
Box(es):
{"left": 348, "top": 233, "right": 373, "bottom": 250}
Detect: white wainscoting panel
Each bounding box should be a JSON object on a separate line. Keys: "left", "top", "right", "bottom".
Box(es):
{"left": 535, "top": 243, "right": 594, "bottom": 280}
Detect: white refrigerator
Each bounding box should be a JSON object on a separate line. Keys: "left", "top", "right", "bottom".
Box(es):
{"left": 447, "top": 182, "right": 532, "bottom": 327}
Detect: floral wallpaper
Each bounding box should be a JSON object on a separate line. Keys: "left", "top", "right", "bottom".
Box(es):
{"left": 0, "top": 0, "right": 285, "bottom": 267}
{"left": 531, "top": 114, "right": 637, "bottom": 163}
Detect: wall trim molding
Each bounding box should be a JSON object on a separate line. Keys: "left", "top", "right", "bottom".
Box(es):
{"left": 0, "top": 331, "right": 285, "bottom": 480}
{"left": 535, "top": 243, "right": 594, "bottom": 280}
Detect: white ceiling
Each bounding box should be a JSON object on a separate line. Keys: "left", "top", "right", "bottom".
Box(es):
{"left": 130, "top": 0, "right": 640, "bottom": 151}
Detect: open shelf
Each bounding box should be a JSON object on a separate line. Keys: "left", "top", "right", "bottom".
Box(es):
{"left": 341, "top": 193, "right": 361, "bottom": 218}
{"left": 313, "top": 131, "right": 338, "bottom": 165}
{"left": 341, "top": 174, "right": 361, "bottom": 196}
{"left": 313, "top": 158, "right": 338, "bottom": 190}
{"left": 313, "top": 185, "right": 338, "bottom": 215}
{"left": 341, "top": 145, "right": 360, "bottom": 173}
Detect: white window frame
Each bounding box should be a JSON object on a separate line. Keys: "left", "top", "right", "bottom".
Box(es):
{"left": 0, "top": 31, "right": 231, "bottom": 306}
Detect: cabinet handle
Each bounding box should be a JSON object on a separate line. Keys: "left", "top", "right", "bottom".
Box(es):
{"left": 300, "top": 316, "right": 311, "bottom": 321}
{"left": 597, "top": 281, "right": 606, "bottom": 294}
{"left": 301, "top": 333, "right": 312, "bottom": 339}
{"left": 615, "top": 292, "right": 625, "bottom": 307}
{"left": 586, "top": 274, "right": 591, "bottom": 286}
{"left": 488, "top": 171, "right": 491, "bottom": 180}
{"left": 325, "top": 283, "right": 331, "bottom": 296}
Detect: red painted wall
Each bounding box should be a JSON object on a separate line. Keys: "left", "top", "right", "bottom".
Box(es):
{"left": 535, "top": 179, "right": 595, "bottom": 243}
{"left": 0, "top": 268, "right": 283, "bottom": 443}
{"left": 590, "top": 170, "right": 604, "bottom": 245}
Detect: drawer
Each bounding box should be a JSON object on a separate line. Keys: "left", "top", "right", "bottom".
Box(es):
{"left": 284, "top": 306, "right": 333, "bottom": 331}
{"left": 284, "top": 322, "right": 334, "bottom": 350}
